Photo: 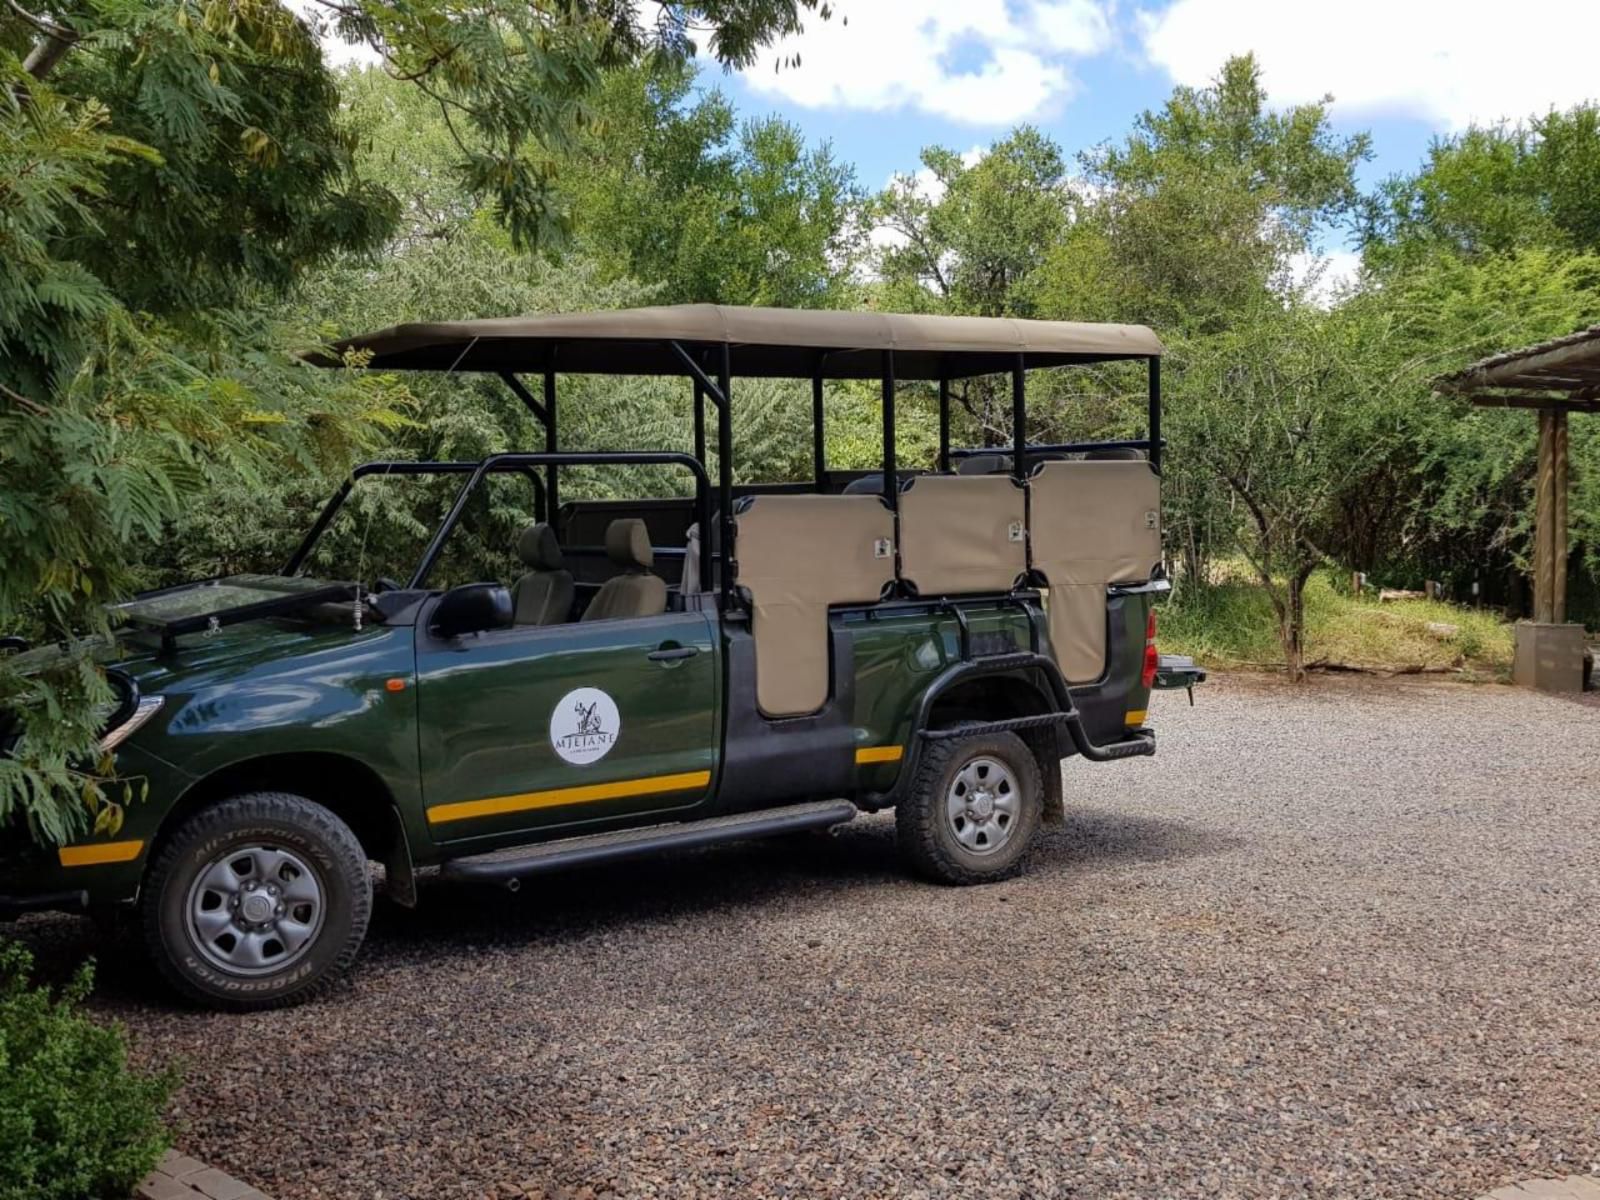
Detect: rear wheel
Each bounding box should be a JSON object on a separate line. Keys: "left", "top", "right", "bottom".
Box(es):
{"left": 896, "top": 730, "right": 1043, "bottom": 885}
{"left": 141, "top": 792, "right": 371, "bottom": 1011}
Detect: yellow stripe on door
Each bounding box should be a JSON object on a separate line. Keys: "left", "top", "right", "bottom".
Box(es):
{"left": 426, "top": 770, "right": 712, "bottom": 826}
{"left": 855, "top": 745, "right": 904, "bottom": 765}
{"left": 58, "top": 839, "right": 145, "bottom": 868}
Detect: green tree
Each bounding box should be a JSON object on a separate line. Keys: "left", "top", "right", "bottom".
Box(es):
{"left": 875, "top": 126, "right": 1071, "bottom": 319}
{"left": 1362, "top": 104, "right": 1600, "bottom": 270}
{"left": 558, "top": 61, "right": 865, "bottom": 305}
{"left": 1334, "top": 249, "right": 1600, "bottom": 600}
{"left": 1, "top": 0, "right": 831, "bottom": 845}
{"left": 871, "top": 127, "right": 1074, "bottom": 448}
{"left": 1046, "top": 53, "right": 1369, "bottom": 333}
{"left": 1173, "top": 299, "right": 1401, "bottom": 679}
{"left": 295, "top": 0, "right": 833, "bottom": 250}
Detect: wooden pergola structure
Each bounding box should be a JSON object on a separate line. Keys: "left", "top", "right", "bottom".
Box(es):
{"left": 1435, "top": 325, "right": 1597, "bottom": 690}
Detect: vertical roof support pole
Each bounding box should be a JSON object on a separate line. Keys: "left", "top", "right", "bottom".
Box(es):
{"left": 1553, "top": 406, "right": 1569, "bottom": 624}
{"left": 1011, "top": 353, "right": 1027, "bottom": 481}
{"left": 812, "top": 364, "right": 828, "bottom": 492}
{"left": 718, "top": 343, "right": 736, "bottom": 613}
{"left": 498, "top": 370, "right": 558, "bottom": 529}
{"left": 1534, "top": 407, "right": 1558, "bottom": 624}
{"left": 693, "top": 379, "right": 707, "bottom": 467}
{"left": 881, "top": 350, "right": 898, "bottom": 512}
{"left": 664, "top": 339, "right": 730, "bottom": 604}
{"left": 1148, "top": 355, "right": 1162, "bottom": 473}
{"left": 937, "top": 371, "right": 951, "bottom": 474}
{"left": 543, "top": 366, "right": 559, "bottom": 531}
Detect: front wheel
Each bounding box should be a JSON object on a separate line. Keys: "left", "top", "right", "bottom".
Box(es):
{"left": 142, "top": 792, "right": 372, "bottom": 1011}
{"left": 896, "top": 730, "right": 1043, "bottom": 885}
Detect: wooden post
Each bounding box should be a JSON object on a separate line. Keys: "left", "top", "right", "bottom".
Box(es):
{"left": 1552, "top": 407, "right": 1569, "bottom": 623}
{"left": 1533, "top": 408, "right": 1557, "bottom": 623}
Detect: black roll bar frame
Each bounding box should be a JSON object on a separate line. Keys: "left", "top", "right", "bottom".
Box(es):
{"left": 932, "top": 354, "right": 1163, "bottom": 477}
{"left": 284, "top": 459, "right": 544, "bottom": 578}
{"left": 411, "top": 451, "right": 712, "bottom": 592}
{"left": 285, "top": 453, "right": 712, "bottom": 594}
{"left": 292, "top": 339, "right": 1161, "bottom": 613}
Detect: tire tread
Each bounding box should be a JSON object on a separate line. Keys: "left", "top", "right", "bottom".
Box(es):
{"left": 141, "top": 791, "right": 371, "bottom": 1012}
{"left": 896, "top": 730, "right": 1043, "bottom": 886}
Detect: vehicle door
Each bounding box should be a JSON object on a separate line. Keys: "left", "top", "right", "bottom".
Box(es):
{"left": 414, "top": 608, "right": 721, "bottom": 847}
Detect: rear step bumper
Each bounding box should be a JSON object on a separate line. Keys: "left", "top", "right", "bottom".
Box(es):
{"left": 440, "top": 799, "right": 858, "bottom": 886}
{"left": 1154, "top": 654, "right": 1207, "bottom": 690}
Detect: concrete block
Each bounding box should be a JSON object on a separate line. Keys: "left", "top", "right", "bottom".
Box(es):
{"left": 1512, "top": 621, "right": 1586, "bottom": 692}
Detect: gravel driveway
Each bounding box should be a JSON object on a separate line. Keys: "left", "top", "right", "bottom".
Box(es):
{"left": 13, "top": 674, "right": 1600, "bottom": 1199}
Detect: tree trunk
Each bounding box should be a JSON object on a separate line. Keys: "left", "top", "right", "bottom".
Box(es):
{"left": 1181, "top": 515, "right": 1208, "bottom": 588}
{"left": 23, "top": 34, "right": 75, "bottom": 80}
{"left": 1280, "top": 563, "right": 1314, "bottom": 683}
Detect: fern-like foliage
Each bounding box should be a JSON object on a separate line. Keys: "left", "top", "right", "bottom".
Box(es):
{"left": 0, "top": 22, "right": 407, "bottom": 845}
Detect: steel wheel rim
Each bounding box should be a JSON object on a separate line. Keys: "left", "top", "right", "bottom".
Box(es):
{"left": 185, "top": 844, "right": 326, "bottom": 976}
{"left": 945, "top": 755, "right": 1020, "bottom": 856}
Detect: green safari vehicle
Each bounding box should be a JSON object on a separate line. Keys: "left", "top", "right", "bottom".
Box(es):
{"left": 1, "top": 306, "right": 1203, "bottom": 1009}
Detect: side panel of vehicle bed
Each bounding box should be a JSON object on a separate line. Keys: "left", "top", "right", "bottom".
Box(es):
{"left": 845, "top": 590, "right": 1156, "bottom": 795}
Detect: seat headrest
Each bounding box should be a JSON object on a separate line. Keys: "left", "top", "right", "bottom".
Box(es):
{"left": 516, "top": 523, "right": 563, "bottom": 570}
{"left": 957, "top": 453, "right": 1011, "bottom": 476}
{"left": 605, "top": 519, "right": 653, "bottom": 570}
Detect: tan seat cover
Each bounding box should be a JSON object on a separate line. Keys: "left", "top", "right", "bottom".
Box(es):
{"left": 735, "top": 495, "right": 895, "bottom": 717}
{"left": 581, "top": 519, "right": 667, "bottom": 622}
{"left": 1028, "top": 461, "right": 1161, "bottom": 682}
{"left": 510, "top": 523, "right": 574, "bottom": 626}
{"left": 898, "top": 475, "right": 1026, "bottom": 596}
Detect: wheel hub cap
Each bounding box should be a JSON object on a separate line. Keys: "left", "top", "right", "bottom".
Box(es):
{"left": 185, "top": 844, "right": 325, "bottom": 976}
{"left": 239, "top": 890, "right": 275, "bottom": 923}
{"left": 945, "top": 755, "right": 1020, "bottom": 856}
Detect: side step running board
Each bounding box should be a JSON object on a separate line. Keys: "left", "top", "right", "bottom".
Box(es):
{"left": 440, "top": 799, "right": 858, "bottom": 887}
{"left": 922, "top": 711, "right": 1156, "bottom": 761}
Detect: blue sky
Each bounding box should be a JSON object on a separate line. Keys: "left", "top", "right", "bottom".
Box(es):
{"left": 703, "top": 0, "right": 1599, "bottom": 272}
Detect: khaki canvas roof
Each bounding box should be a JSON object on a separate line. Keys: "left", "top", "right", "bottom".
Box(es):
{"left": 309, "top": 304, "right": 1162, "bottom": 380}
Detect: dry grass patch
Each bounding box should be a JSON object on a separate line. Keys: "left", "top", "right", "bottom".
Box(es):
{"left": 1160, "top": 567, "right": 1514, "bottom": 677}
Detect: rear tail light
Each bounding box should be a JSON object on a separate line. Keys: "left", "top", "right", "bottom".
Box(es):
{"left": 1140, "top": 609, "right": 1158, "bottom": 690}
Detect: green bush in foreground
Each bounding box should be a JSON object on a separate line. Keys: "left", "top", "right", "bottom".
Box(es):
{"left": 0, "top": 942, "right": 175, "bottom": 1200}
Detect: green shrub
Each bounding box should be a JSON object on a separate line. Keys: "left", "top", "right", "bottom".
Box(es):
{"left": 0, "top": 942, "right": 175, "bottom": 1200}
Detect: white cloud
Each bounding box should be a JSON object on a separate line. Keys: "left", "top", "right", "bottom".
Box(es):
{"left": 740, "top": 0, "right": 1115, "bottom": 126}
{"left": 1139, "top": 0, "right": 1600, "bottom": 130}
{"left": 1288, "top": 248, "right": 1362, "bottom": 306}
{"left": 1031, "top": 0, "right": 1114, "bottom": 53}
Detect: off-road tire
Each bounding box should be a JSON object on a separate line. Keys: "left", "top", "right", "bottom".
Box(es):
{"left": 141, "top": 792, "right": 371, "bottom": 1011}
{"left": 896, "top": 730, "right": 1043, "bottom": 885}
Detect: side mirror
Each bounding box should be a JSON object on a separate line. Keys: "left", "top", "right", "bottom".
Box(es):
{"left": 431, "top": 583, "right": 513, "bottom": 639}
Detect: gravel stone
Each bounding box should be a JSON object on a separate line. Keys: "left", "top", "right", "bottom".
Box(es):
{"left": 13, "top": 674, "right": 1600, "bottom": 1198}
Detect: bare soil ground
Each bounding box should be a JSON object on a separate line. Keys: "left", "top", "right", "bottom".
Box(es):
{"left": 13, "top": 674, "right": 1600, "bottom": 1199}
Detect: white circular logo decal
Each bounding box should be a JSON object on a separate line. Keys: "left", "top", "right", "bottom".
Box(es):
{"left": 550, "top": 687, "right": 620, "bottom": 765}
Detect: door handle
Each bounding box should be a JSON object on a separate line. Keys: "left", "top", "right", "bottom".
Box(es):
{"left": 647, "top": 645, "right": 699, "bottom": 662}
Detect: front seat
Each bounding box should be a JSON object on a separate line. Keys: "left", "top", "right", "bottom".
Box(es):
{"left": 510, "top": 523, "right": 574, "bottom": 626}
{"left": 581, "top": 519, "right": 667, "bottom": 621}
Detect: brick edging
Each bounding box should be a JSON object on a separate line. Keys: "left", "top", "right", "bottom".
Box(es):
{"left": 1477, "top": 1176, "right": 1600, "bottom": 1200}
{"left": 138, "top": 1149, "right": 272, "bottom": 1200}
